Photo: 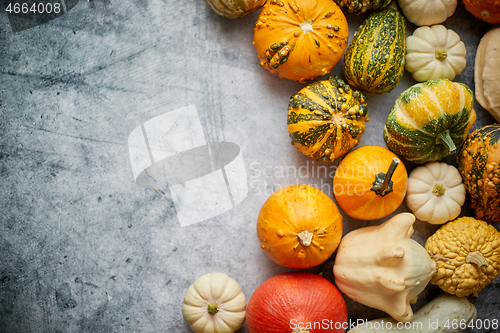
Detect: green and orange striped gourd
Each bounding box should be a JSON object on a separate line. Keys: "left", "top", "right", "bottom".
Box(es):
{"left": 288, "top": 76, "right": 369, "bottom": 162}
{"left": 343, "top": 3, "right": 406, "bottom": 94}
{"left": 457, "top": 124, "right": 500, "bottom": 223}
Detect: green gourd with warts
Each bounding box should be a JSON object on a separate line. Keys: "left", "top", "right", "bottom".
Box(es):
{"left": 342, "top": 3, "right": 406, "bottom": 94}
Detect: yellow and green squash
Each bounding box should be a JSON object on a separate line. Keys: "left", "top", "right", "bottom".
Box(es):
{"left": 342, "top": 3, "right": 406, "bottom": 94}
{"left": 288, "top": 76, "right": 369, "bottom": 162}
{"left": 383, "top": 79, "right": 476, "bottom": 164}
{"left": 457, "top": 124, "right": 500, "bottom": 223}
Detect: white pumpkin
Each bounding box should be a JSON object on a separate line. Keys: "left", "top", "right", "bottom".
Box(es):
{"left": 405, "top": 25, "right": 466, "bottom": 82}
{"left": 398, "top": 0, "right": 457, "bottom": 26}
{"left": 406, "top": 162, "right": 466, "bottom": 225}
{"left": 182, "top": 273, "right": 247, "bottom": 333}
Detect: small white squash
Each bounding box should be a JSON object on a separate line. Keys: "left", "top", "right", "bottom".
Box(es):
{"left": 182, "top": 273, "right": 246, "bottom": 333}
{"left": 405, "top": 25, "right": 466, "bottom": 82}
{"left": 475, "top": 27, "right": 500, "bottom": 122}
{"left": 406, "top": 162, "right": 466, "bottom": 225}
{"left": 398, "top": 0, "right": 457, "bottom": 26}
{"left": 333, "top": 213, "right": 437, "bottom": 323}
{"left": 348, "top": 293, "right": 477, "bottom": 333}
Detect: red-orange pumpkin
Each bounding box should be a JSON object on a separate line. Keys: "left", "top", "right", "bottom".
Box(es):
{"left": 333, "top": 146, "right": 408, "bottom": 220}
{"left": 257, "top": 185, "right": 343, "bottom": 269}
{"left": 246, "top": 272, "right": 348, "bottom": 333}
{"left": 463, "top": 0, "right": 500, "bottom": 24}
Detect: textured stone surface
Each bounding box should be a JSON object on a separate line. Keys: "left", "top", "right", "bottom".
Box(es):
{"left": 0, "top": 0, "right": 498, "bottom": 332}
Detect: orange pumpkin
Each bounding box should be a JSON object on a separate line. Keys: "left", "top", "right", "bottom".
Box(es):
{"left": 333, "top": 146, "right": 408, "bottom": 220}
{"left": 463, "top": 0, "right": 500, "bottom": 24}
{"left": 253, "top": 0, "right": 349, "bottom": 83}
{"left": 257, "top": 184, "right": 343, "bottom": 269}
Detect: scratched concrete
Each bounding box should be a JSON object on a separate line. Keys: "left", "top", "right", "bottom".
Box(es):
{"left": 0, "top": 0, "right": 498, "bottom": 332}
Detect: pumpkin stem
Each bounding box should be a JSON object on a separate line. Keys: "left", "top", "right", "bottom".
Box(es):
{"left": 292, "top": 328, "right": 310, "bottom": 333}
{"left": 432, "top": 183, "right": 446, "bottom": 197}
{"left": 466, "top": 251, "right": 489, "bottom": 268}
{"left": 297, "top": 230, "right": 313, "bottom": 246}
{"left": 371, "top": 158, "right": 400, "bottom": 197}
{"left": 207, "top": 303, "right": 219, "bottom": 315}
{"left": 435, "top": 49, "right": 448, "bottom": 61}
{"left": 437, "top": 130, "right": 456, "bottom": 154}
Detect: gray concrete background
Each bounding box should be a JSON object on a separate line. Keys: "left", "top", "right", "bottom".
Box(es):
{"left": 0, "top": 0, "right": 499, "bottom": 332}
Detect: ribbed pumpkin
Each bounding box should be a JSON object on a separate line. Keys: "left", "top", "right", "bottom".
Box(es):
{"left": 288, "top": 76, "right": 369, "bottom": 162}
{"left": 342, "top": 3, "right": 406, "bottom": 94}
{"left": 333, "top": 0, "right": 391, "bottom": 14}
{"left": 205, "top": 0, "right": 266, "bottom": 18}
{"left": 457, "top": 124, "right": 500, "bottom": 223}
{"left": 384, "top": 79, "right": 476, "bottom": 164}
{"left": 246, "top": 272, "right": 348, "bottom": 333}
{"left": 256, "top": 185, "right": 343, "bottom": 269}
{"left": 333, "top": 146, "right": 408, "bottom": 220}
{"left": 253, "top": 0, "right": 349, "bottom": 83}
{"left": 463, "top": 0, "right": 500, "bottom": 24}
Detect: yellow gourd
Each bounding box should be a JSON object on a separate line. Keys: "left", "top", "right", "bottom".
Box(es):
{"left": 425, "top": 217, "right": 500, "bottom": 297}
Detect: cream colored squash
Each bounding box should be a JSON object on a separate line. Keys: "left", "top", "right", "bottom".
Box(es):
{"left": 406, "top": 162, "right": 466, "bottom": 225}
{"left": 333, "top": 213, "right": 437, "bottom": 323}
{"left": 475, "top": 27, "right": 500, "bottom": 122}
{"left": 398, "top": 0, "right": 457, "bottom": 26}
{"left": 348, "top": 293, "right": 477, "bottom": 333}
{"left": 182, "top": 273, "right": 246, "bottom": 333}
{"left": 405, "top": 25, "right": 466, "bottom": 82}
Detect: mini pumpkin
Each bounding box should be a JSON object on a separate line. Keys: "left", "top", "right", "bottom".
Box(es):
{"left": 406, "top": 162, "right": 466, "bottom": 225}
{"left": 253, "top": 0, "right": 349, "bottom": 83}
{"left": 384, "top": 79, "right": 476, "bottom": 164}
{"left": 405, "top": 25, "right": 466, "bottom": 82}
{"left": 457, "top": 124, "right": 500, "bottom": 223}
{"left": 182, "top": 273, "right": 247, "bottom": 333}
{"left": 425, "top": 217, "right": 500, "bottom": 297}
{"left": 462, "top": 0, "right": 500, "bottom": 24}
{"left": 398, "top": 0, "right": 457, "bottom": 26}
{"left": 333, "top": 146, "right": 408, "bottom": 221}
{"left": 256, "top": 184, "right": 343, "bottom": 269}
{"left": 288, "top": 76, "right": 369, "bottom": 162}
{"left": 204, "top": 0, "right": 266, "bottom": 18}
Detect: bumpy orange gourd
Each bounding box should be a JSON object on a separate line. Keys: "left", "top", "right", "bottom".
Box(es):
{"left": 333, "top": 146, "right": 408, "bottom": 220}
{"left": 463, "top": 0, "right": 500, "bottom": 24}
{"left": 253, "top": 0, "right": 349, "bottom": 83}
{"left": 257, "top": 185, "right": 343, "bottom": 269}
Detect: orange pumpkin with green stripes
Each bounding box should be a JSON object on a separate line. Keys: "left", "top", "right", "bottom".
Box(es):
{"left": 383, "top": 79, "right": 476, "bottom": 164}
{"left": 287, "top": 76, "right": 369, "bottom": 162}
{"left": 457, "top": 124, "right": 500, "bottom": 223}
{"left": 333, "top": 146, "right": 408, "bottom": 220}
